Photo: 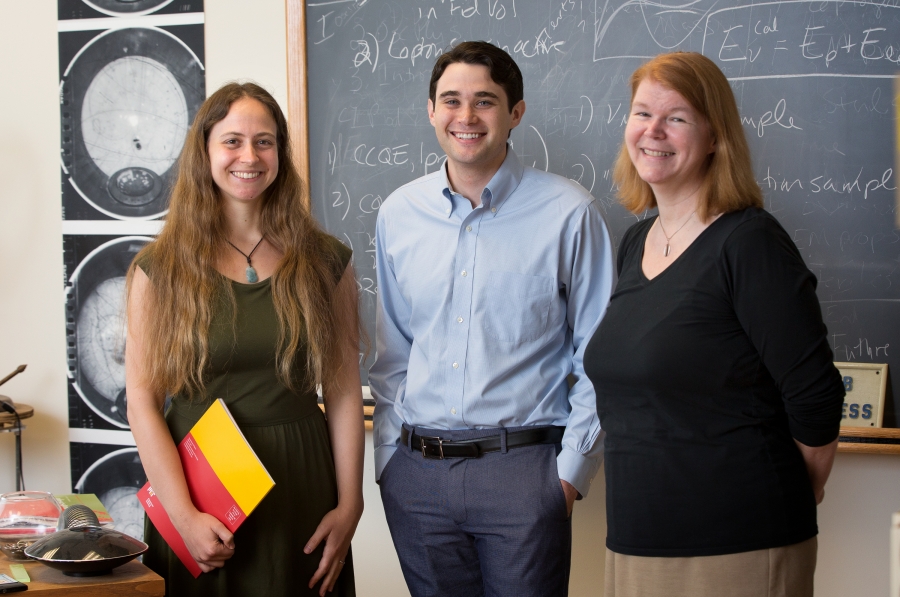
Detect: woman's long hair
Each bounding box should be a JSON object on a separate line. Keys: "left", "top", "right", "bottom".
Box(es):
{"left": 127, "top": 82, "right": 353, "bottom": 398}
{"left": 614, "top": 52, "right": 763, "bottom": 221}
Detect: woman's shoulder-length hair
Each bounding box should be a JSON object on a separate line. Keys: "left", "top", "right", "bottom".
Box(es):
{"left": 613, "top": 51, "right": 763, "bottom": 221}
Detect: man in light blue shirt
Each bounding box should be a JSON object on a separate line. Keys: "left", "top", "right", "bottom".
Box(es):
{"left": 370, "top": 41, "right": 615, "bottom": 597}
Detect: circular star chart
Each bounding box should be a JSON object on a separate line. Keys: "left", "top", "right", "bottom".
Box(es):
{"left": 75, "top": 448, "right": 146, "bottom": 541}
{"left": 67, "top": 237, "right": 150, "bottom": 428}
{"left": 61, "top": 27, "right": 204, "bottom": 220}
{"left": 81, "top": 0, "right": 175, "bottom": 17}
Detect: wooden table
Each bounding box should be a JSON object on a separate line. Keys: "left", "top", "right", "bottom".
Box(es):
{"left": 1, "top": 554, "right": 164, "bottom": 596}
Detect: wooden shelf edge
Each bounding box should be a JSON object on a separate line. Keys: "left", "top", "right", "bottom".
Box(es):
{"left": 838, "top": 442, "right": 900, "bottom": 455}
{"left": 839, "top": 427, "right": 900, "bottom": 438}
{"left": 838, "top": 426, "right": 900, "bottom": 454}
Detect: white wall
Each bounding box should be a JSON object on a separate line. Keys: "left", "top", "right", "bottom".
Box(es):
{"left": 0, "top": 0, "right": 69, "bottom": 496}
{"left": 0, "top": 2, "right": 897, "bottom": 596}
{"left": 818, "top": 453, "right": 900, "bottom": 597}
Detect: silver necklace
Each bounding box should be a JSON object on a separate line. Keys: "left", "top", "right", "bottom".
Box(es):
{"left": 226, "top": 237, "right": 265, "bottom": 282}
{"left": 657, "top": 210, "right": 696, "bottom": 257}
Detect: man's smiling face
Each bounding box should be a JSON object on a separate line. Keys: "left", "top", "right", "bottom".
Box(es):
{"left": 428, "top": 62, "right": 524, "bottom": 179}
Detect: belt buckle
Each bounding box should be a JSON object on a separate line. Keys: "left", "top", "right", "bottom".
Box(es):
{"left": 418, "top": 435, "right": 444, "bottom": 459}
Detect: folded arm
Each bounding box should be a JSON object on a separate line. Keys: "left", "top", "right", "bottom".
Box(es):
{"left": 727, "top": 218, "right": 844, "bottom": 505}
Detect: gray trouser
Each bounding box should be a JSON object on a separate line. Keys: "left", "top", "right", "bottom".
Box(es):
{"left": 380, "top": 425, "right": 572, "bottom": 597}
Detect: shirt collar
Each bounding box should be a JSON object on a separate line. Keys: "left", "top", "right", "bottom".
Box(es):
{"left": 440, "top": 145, "right": 524, "bottom": 217}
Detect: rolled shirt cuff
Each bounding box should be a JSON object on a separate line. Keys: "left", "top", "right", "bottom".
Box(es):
{"left": 557, "top": 446, "right": 603, "bottom": 498}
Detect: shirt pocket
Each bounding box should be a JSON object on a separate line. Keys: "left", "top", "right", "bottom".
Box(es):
{"left": 483, "top": 270, "right": 555, "bottom": 343}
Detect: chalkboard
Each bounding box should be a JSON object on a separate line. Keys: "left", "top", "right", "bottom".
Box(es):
{"left": 288, "top": 0, "right": 900, "bottom": 421}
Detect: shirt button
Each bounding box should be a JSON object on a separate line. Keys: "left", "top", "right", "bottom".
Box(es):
{"left": 461, "top": 270, "right": 467, "bottom": 277}
{"left": 451, "top": 407, "right": 457, "bottom": 415}
{"left": 491, "top": 207, "right": 497, "bottom": 213}
{"left": 452, "top": 362, "right": 459, "bottom": 369}
{"left": 466, "top": 226, "right": 472, "bottom": 232}
{"left": 457, "top": 316, "right": 463, "bottom": 323}
{"left": 445, "top": 208, "right": 451, "bottom": 214}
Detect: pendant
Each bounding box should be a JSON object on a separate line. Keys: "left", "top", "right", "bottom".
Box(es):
{"left": 664, "top": 244, "right": 671, "bottom": 257}
{"left": 245, "top": 266, "right": 259, "bottom": 283}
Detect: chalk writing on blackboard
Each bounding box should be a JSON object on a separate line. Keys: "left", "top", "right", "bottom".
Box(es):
{"left": 299, "top": 0, "right": 899, "bottom": 422}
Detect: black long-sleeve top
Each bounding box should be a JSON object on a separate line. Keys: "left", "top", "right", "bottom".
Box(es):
{"left": 584, "top": 207, "right": 844, "bottom": 557}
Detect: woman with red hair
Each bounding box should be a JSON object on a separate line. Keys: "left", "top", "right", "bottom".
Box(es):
{"left": 585, "top": 53, "right": 844, "bottom": 597}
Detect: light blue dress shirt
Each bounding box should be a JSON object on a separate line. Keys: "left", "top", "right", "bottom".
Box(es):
{"left": 369, "top": 147, "right": 615, "bottom": 496}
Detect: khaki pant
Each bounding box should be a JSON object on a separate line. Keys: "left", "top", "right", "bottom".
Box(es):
{"left": 605, "top": 537, "right": 817, "bottom": 597}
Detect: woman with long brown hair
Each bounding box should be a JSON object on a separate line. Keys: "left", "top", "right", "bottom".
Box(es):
{"left": 125, "top": 82, "right": 363, "bottom": 596}
{"left": 584, "top": 52, "right": 844, "bottom": 596}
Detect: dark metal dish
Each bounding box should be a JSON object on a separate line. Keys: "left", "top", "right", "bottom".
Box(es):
{"left": 24, "top": 505, "right": 147, "bottom": 576}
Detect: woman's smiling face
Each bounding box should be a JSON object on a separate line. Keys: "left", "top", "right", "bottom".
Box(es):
{"left": 207, "top": 97, "right": 279, "bottom": 206}
{"left": 625, "top": 78, "right": 716, "bottom": 200}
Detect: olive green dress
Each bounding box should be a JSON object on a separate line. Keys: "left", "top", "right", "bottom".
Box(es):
{"left": 141, "top": 238, "right": 355, "bottom": 597}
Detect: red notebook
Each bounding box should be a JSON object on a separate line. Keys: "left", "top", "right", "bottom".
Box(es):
{"left": 138, "top": 399, "right": 275, "bottom": 577}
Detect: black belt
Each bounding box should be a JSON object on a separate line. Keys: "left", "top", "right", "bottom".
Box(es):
{"left": 401, "top": 426, "right": 564, "bottom": 459}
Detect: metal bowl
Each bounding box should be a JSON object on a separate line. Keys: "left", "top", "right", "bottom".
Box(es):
{"left": 24, "top": 505, "right": 147, "bottom": 576}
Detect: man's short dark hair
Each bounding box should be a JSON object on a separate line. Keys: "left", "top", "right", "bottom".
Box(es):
{"left": 429, "top": 41, "right": 524, "bottom": 113}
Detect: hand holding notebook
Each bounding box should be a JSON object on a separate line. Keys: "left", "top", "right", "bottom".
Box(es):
{"left": 138, "top": 399, "right": 275, "bottom": 577}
